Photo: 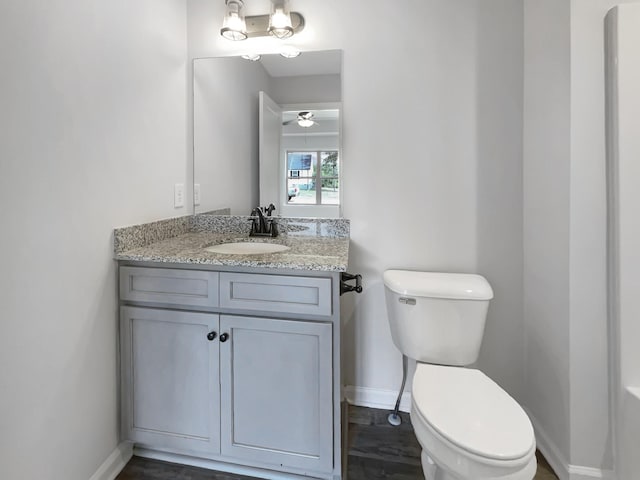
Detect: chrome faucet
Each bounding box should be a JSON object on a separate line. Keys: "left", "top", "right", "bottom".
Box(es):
{"left": 250, "top": 207, "right": 278, "bottom": 237}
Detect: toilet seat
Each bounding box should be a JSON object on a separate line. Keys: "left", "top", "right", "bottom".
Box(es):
{"left": 410, "top": 364, "right": 536, "bottom": 479}
{"left": 412, "top": 364, "right": 535, "bottom": 460}
{"left": 411, "top": 404, "right": 537, "bottom": 480}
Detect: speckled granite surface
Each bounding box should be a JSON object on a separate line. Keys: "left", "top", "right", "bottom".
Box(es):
{"left": 113, "top": 216, "right": 190, "bottom": 253}
{"left": 114, "top": 215, "right": 350, "bottom": 272}
{"left": 278, "top": 217, "right": 350, "bottom": 238}
{"left": 190, "top": 215, "right": 350, "bottom": 238}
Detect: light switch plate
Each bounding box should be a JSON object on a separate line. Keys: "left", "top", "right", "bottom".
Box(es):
{"left": 194, "top": 184, "right": 201, "bottom": 206}
{"left": 174, "top": 183, "right": 184, "bottom": 208}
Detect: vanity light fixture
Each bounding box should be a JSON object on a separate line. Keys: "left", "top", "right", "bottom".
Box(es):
{"left": 241, "top": 53, "right": 261, "bottom": 61}
{"left": 221, "top": 0, "right": 247, "bottom": 41}
{"left": 220, "top": 0, "right": 305, "bottom": 41}
{"left": 279, "top": 46, "right": 301, "bottom": 58}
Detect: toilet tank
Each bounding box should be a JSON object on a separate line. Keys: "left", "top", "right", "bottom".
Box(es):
{"left": 383, "top": 270, "right": 494, "bottom": 366}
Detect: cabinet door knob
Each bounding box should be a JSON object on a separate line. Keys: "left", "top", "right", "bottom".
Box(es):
{"left": 207, "top": 331, "right": 217, "bottom": 341}
{"left": 219, "top": 333, "right": 229, "bottom": 342}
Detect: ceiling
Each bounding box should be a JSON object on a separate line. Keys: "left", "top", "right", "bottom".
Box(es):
{"left": 259, "top": 49, "right": 342, "bottom": 77}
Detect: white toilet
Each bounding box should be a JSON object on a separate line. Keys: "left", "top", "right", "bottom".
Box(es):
{"left": 383, "top": 270, "right": 537, "bottom": 480}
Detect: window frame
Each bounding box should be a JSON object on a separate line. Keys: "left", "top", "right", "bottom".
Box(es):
{"left": 286, "top": 149, "right": 339, "bottom": 206}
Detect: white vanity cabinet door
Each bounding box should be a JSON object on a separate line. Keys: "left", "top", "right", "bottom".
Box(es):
{"left": 120, "top": 306, "right": 220, "bottom": 455}
{"left": 219, "top": 315, "right": 334, "bottom": 473}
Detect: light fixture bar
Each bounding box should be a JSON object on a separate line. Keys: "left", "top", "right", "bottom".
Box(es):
{"left": 220, "top": 0, "right": 305, "bottom": 42}
{"left": 243, "top": 11, "right": 305, "bottom": 39}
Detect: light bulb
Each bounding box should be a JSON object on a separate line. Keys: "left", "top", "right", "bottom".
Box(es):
{"left": 221, "top": 0, "right": 247, "bottom": 41}
{"left": 297, "top": 119, "right": 314, "bottom": 128}
{"left": 269, "top": 2, "right": 293, "bottom": 39}
{"left": 280, "top": 46, "right": 301, "bottom": 58}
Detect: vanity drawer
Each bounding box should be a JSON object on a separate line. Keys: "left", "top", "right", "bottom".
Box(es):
{"left": 120, "top": 266, "right": 219, "bottom": 308}
{"left": 219, "top": 272, "right": 332, "bottom": 316}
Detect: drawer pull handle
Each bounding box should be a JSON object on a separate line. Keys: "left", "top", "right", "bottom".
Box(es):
{"left": 220, "top": 333, "right": 229, "bottom": 343}
{"left": 207, "top": 331, "right": 217, "bottom": 341}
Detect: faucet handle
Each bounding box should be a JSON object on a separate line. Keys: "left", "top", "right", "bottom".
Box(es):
{"left": 266, "top": 219, "right": 278, "bottom": 237}
{"left": 264, "top": 203, "right": 276, "bottom": 217}
{"left": 248, "top": 215, "right": 259, "bottom": 234}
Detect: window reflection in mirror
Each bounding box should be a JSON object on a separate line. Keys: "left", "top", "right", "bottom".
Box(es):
{"left": 287, "top": 150, "right": 339, "bottom": 205}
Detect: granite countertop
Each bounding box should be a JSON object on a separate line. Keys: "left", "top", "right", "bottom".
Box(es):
{"left": 114, "top": 215, "right": 350, "bottom": 272}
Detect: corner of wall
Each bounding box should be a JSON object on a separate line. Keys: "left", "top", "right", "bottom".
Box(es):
{"left": 88, "top": 442, "right": 133, "bottom": 480}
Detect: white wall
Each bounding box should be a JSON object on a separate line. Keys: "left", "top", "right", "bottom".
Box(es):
{"left": 569, "top": 0, "right": 611, "bottom": 471}
{"left": 605, "top": 5, "right": 640, "bottom": 479}
{"left": 193, "top": 57, "right": 269, "bottom": 214}
{"left": 187, "top": 0, "right": 525, "bottom": 406}
{"left": 473, "top": 0, "right": 525, "bottom": 404}
{"left": 522, "top": 0, "right": 572, "bottom": 468}
{"left": 569, "top": 1, "right": 640, "bottom": 474}
{"left": 522, "top": 0, "right": 640, "bottom": 476}
{"left": 270, "top": 74, "right": 341, "bottom": 105}
{"left": 0, "top": 1, "right": 188, "bottom": 479}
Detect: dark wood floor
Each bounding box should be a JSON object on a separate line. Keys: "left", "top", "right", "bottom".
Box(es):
{"left": 117, "top": 405, "right": 558, "bottom": 480}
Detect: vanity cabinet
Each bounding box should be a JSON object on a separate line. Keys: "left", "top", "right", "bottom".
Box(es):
{"left": 219, "top": 315, "right": 333, "bottom": 472}
{"left": 120, "top": 307, "right": 220, "bottom": 454}
{"left": 119, "top": 265, "right": 342, "bottom": 480}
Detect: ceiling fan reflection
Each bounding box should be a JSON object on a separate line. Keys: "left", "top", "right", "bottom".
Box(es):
{"left": 283, "top": 111, "right": 317, "bottom": 128}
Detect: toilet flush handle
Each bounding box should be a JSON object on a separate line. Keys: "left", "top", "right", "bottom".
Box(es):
{"left": 399, "top": 297, "right": 416, "bottom": 305}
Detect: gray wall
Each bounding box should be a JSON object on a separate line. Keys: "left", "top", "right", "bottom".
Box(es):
{"left": 193, "top": 58, "right": 269, "bottom": 214}
{"left": 523, "top": 0, "right": 572, "bottom": 466}
{"left": 0, "top": 1, "right": 188, "bottom": 479}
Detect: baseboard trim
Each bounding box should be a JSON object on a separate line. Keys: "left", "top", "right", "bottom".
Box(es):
{"left": 568, "top": 465, "right": 615, "bottom": 480}
{"left": 134, "top": 447, "right": 327, "bottom": 480}
{"left": 526, "top": 409, "right": 615, "bottom": 480}
{"left": 344, "top": 385, "right": 411, "bottom": 413}
{"left": 89, "top": 442, "right": 133, "bottom": 480}
{"left": 526, "top": 409, "right": 569, "bottom": 480}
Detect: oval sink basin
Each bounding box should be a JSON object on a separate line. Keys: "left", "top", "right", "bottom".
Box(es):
{"left": 204, "top": 242, "right": 290, "bottom": 255}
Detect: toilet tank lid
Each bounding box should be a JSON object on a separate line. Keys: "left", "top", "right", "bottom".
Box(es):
{"left": 383, "top": 270, "right": 493, "bottom": 300}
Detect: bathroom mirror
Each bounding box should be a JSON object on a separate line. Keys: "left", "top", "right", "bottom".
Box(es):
{"left": 193, "top": 50, "right": 342, "bottom": 217}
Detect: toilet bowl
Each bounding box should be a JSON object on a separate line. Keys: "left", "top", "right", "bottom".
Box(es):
{"left": 411, "top": 363, "right": 536, "bottom": 480}
{"left": 383, "top": 270, "right": 536, "bottom": 480}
